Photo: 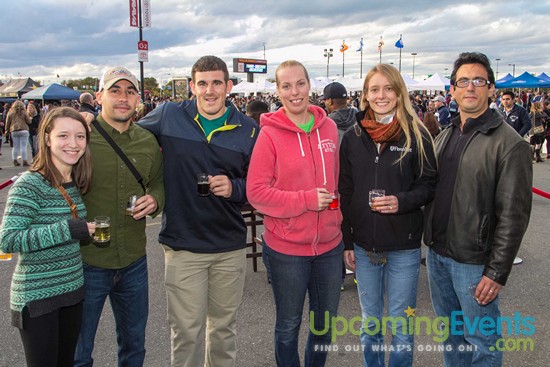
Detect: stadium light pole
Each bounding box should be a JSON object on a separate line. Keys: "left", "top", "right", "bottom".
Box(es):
{"left": 508, "top": 63, "right": 516, "bottom": 77}
{"left": 324, "top": 48, "right": 333, "bottom": 78}
{"left": 411, "top": 52, "right": 418, "bottom": 79}
{"left": 495, "top": 58, "right": 501, "bottom": 79}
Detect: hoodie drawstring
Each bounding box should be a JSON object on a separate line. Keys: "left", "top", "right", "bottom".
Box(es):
{"left": 316, "top": 130, "right": 327, "bottom": 185}
{"left": 296, "top": 132, "right": 305, "bottom": 157}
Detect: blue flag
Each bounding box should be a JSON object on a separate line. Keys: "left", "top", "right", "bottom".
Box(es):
{"left": 395, "top": 36, "right": 404, "bottom": 49}
{"left": 356, "top": 38, "right": 364, "bottom": 52}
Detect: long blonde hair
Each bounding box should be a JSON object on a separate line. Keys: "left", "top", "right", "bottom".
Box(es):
{"left": 7, "top": 100, "right": 26, "bottom": 118}
{"left": 530, "top": 101, "right": 543, "bottom": 114}
{"left": 360, "top": 64, "right": 434, "bottom": 172}
{"left": 27, "top": 103, "right": 38, "bottom": 117}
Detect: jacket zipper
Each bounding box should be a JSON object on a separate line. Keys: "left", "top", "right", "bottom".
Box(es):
{"left": 307, "top": 131, "right": 320, "bottom": 255}
{"left": 372, "top": 154, "right": 380, "bottom": 251}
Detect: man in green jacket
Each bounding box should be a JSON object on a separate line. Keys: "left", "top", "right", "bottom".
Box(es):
{"left": 74, "top": 67, "right": 164, "bottom": 367}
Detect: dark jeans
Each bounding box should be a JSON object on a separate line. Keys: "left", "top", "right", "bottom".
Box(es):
{"left": 19, "top": 302, "right": 83, "bottom": 367}
{"left": 263, "top": 241, "right": 343, "bottom": 367}
{"left": 74, "top": 256, "right": 148, "bottom": 367}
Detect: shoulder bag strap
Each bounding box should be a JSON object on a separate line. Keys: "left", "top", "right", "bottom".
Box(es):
{"left": 91, "top": 120, "right": 146, "bottom": 193}
{"left": 57, "top": 186, "right": 79, "bottom": 219}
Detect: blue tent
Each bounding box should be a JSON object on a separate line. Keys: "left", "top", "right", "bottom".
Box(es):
{"left": 495, "top": 73, "right": 514, "bottom": 84}
{"left": 21, "top": 83, "right": 81, "bottom": 100}
{"left": 496, "top": 71, "right": 550, "bottom": 89}
{"left": 537, "top": 72, "right": 550, "bottom": 83}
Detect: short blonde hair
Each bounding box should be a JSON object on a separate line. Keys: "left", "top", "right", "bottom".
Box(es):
{"left": 275, "top": 60, "right": 310, "bottom": 87}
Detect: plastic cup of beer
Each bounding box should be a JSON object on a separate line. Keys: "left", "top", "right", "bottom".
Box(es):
{"left": 328, "top": 191, "right": 339, "bottom": 210}
{"left": 0, "top": 250, "right": 12, "bottom": 261}
{"left": 126, "top": 195, "right": 138, "bottom": 216}
{"left": 369, "top": 189, "right": 385, "bottom": 210}
{"left": 197, "top": 173, "right": 210, "bottom": 197}
{"left": 93, "top": 216, "right": 111, "bottom": 247}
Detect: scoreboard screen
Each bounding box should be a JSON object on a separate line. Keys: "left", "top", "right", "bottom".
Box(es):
{"left": 233, "top": 58, "right": 267, "bottom": 74}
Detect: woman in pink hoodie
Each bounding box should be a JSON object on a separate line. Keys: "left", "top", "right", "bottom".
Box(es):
{"left": 247, "top": 60, "right": 343, "bottom": 367}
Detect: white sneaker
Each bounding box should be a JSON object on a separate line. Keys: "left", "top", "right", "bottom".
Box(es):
{"left": 513, "top": 256, "right": 523, "bottom": 265}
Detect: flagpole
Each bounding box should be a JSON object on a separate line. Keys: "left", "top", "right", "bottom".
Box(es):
{"left": 379, "top": 36, "right": 383, "bottom": 63}
{"left": 360, "top": 37, "right": 363, "bottom": 79}
{"left": 342, "top": 40, "right": 345, "bottom": 77}
{"left": 398, "top": 34, "right": 402, "bottom": 72}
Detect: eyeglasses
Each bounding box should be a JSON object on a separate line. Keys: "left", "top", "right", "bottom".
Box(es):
{"left": 453, "top": 78, "right": 491, "bottom": 88}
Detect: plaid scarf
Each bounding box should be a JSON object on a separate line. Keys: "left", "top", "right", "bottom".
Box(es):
{"left": 360, "top": 108, "right": 401, "bottom": 144}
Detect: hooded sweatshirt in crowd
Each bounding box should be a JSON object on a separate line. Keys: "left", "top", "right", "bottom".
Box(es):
{"left": 246, "top": 104, "right": 342, "bottom": 256}
{"left": 328, "top": 107, "right": 357, "bottom": 142}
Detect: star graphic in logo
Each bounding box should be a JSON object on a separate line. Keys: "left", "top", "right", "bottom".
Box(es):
{"left": 404, "top": 306, "right": 416, "bottom": 318}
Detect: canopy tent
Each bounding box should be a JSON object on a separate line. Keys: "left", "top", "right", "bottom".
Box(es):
{"left": 414, "top": 73, "right": 450, "bottom": 91}
{"left": 21, "top": 83, "right": 82, "bottom": 100}
{"left": 495, "top": 71, "right": 550, "bottom": 89}
{"left": 255, "top": 79, "right": 276, "bottom": 93}
{"left": 231, "top": 81, "right": 257, "bottom": 94}
{"left": 495, "top": 73, "right": 514, "bottom": 84}
{"left": 536, "top": 72, "right": 550, "bottom": 83}
{"left": 401, "top": 74, "right": 420, "bottom": 91}
{"left": 0, "top": 78, "right": 40, "bottom": 98}
{"left": 310, "top": 78, "right": 330, "bottom": 94}
{"left": 231, "top": 80, "right": 276, "bottom": 94}
{"left": 332, "top": 76, "right": 363, "bottom": 92}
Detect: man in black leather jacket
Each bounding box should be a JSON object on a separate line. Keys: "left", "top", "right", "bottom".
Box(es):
{"left": 423, "top": 52, "right": 532, "bottom": 367}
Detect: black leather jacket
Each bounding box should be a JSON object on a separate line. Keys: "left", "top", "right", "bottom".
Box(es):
{"left": 423, "top": 109, "right": 532, "bottom": 285}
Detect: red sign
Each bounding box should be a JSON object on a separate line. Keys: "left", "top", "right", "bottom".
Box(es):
{"left": 129, "top": 0, "right": 138, "bottom": 27}
{"left": 138, "top": 41, "right": 149, "bottom": 51}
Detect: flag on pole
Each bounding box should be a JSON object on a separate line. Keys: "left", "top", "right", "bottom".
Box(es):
{"left": 377, "top": 38, "right": 384, "bottom": 51}
{"left": 395, "top": 36, "right": 404, "bottom": 49}
{"left": 356, "top": 38, "right": 364, "bottom": 52}
{"left": 340, "top": 40, "right": 349, "bottom": 53}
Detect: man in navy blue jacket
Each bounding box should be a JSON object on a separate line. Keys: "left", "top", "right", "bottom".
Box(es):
{"left": 138, "top": 55, "right": 258, "bottom": 367}
{"left": 500, "top": 90, "right": 532, "bottom": 137}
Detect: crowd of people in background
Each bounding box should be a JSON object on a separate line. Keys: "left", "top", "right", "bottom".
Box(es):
{"left": 1, "top": 80, "right": 548, "bottom": 165}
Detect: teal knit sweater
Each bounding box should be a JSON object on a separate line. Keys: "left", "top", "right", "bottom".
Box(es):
{"left": 0, "top": 172, "right": 89, "bottom": 328}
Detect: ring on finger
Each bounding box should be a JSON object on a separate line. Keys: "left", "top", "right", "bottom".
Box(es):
{"left": 489, "top": 289, "right": 494, "bottom": 293}
{"left": 389, "top": 205, "right": 392, "bottom": 210}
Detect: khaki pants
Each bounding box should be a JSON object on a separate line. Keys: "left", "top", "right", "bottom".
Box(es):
{"left": 163, "top": 246, "right": 246, "bottom": 367}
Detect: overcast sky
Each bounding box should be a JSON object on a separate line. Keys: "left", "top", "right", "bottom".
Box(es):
{"left": 1, "top": 0, "right": 549, "bottom": 85}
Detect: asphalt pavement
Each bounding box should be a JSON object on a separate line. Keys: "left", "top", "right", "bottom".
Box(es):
{"left": 0, "top": 142, "right": 548, "bottom": 366}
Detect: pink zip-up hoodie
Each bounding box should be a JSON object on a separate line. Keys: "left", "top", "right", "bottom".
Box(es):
{"left": 246, "top": 104, "right": 343, "bottom": 256}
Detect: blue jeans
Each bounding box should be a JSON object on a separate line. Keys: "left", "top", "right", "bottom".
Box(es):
{"left": 426, "top": 249, "right": 502, "bottom": 367}
{"left": 354, "top": 245, "right": 421, "bottom": 367}
{"left": 11, "top": 130, "right": 29, "bottom": 161}
{"left": 263, "top": 241, "right": 343, "bottom": 367}
{"left": 74, "top": 256, "right": 148, "bottom": 367}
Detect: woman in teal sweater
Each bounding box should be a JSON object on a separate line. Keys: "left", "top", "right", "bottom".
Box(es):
{"left": 0, "top": 107, "right": 94, "bottom": 367}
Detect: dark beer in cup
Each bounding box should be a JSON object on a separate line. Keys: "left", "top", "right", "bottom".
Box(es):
{"left": 197, "top": 173, "right": 210, "bottom": 196}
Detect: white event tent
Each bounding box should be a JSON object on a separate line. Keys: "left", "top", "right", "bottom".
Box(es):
{"left": 414, "top": 73, "right": 450, "bottom": 91}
